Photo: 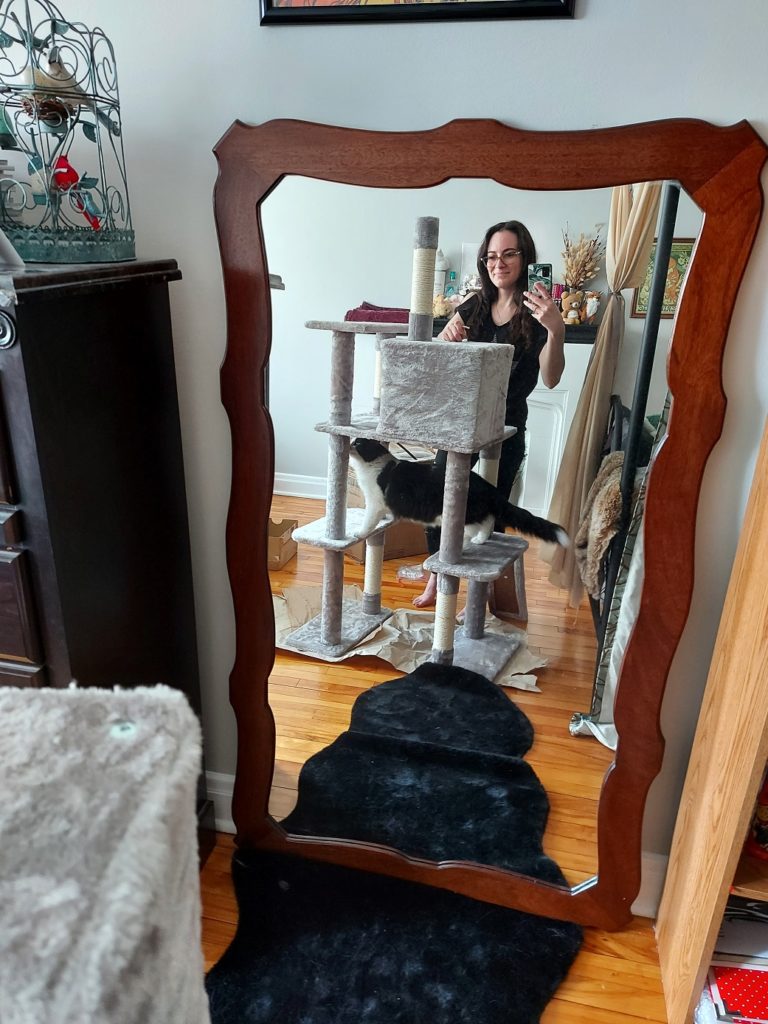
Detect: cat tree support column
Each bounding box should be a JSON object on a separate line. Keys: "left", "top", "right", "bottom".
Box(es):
{"left": 320, "top": 329, "right": 355, "bottom": 646}
{"left": 468, "top": 439, "right": 500, "bottom": 636}
{"left": 432, "top": 452, "right": 471, "bottom": 665}
{"left": 326, "top": 327, "right": 354, "bottom": 543}
{"left": 475, "top": 436, "right": 528, "bottom": 623}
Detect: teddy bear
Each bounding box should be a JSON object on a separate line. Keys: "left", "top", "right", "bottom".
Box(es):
{"left": 433, "top": 293, "right": 454, "bottom": 318}
{"left": 560, "top": 290, "right": 584, "bottom": 325}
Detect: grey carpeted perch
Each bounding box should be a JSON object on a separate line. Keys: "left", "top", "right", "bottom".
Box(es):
{"left": 0, "top": 685, "right": 209, "bottom": 1024}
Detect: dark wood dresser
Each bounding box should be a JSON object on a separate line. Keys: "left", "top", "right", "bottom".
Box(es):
{"left": 0, "top": 258, "right": 214, "bottom": 856}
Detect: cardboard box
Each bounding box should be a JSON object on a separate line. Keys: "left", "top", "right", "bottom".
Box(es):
{"left": 268, "top": 518, "right": 298, "bottom": 570}
{"left": 345, "top": 519, "right": 430, "bottom": 564}
{"left": 345, "top": 465, "right": 429, "bottom": 564}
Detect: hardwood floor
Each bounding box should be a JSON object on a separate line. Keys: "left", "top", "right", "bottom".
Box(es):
{"left": 200, "top": 494, "right": 666, "bottom": 1020}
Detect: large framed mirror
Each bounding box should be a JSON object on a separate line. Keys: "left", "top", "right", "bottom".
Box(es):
{"left": 213, "top": 118, "right": 766, "bottom": 929}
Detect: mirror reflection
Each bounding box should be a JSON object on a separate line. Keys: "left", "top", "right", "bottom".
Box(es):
{"left": 261, "top": 177, "right": 703, "bottom": 889}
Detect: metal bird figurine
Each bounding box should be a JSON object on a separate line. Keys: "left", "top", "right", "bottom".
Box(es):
{"left": 51, "top": 155, "right": 100, "bottom": 230}
{"left": 20, "top": 46, "right": 120, "bottom": 136}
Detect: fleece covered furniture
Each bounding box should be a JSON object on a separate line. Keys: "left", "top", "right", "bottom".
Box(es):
{"left": 0, "top": 684, "right": 209, "bottom": 1024}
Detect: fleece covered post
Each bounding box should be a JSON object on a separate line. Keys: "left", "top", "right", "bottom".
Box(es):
{"left": 431, "top": 450, "right": 471, "bottom": 664}
{"left": 329, "top": 329, "right": 355, "bottom": 425}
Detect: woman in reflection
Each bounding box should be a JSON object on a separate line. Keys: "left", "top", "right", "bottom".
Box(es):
{"left": 413, "top": 220, "right": 566, "bottom": 607}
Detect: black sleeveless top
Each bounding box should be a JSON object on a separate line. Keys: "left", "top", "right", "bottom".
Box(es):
{"left": 457, "top": 292, "right": 548, "bottom": 430}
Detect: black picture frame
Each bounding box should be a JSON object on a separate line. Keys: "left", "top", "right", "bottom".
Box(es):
{"left": 260, "top": 0, "right": 574, "bottom": 27}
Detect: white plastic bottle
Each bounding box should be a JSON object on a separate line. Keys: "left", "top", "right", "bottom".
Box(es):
{"left": 433, "top": 249, "right": 449, "bottom": 296}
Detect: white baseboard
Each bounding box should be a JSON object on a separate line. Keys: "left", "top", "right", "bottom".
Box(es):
{"left": 206, "top": 769, "right": 668, "bottom": 919}
{"left": 206, "top": 771, "right": 236, "bottom": 834}
{"left": 631, "top": 851, "right": 668, "bottom": 919}
{"left": 274, "top": 473, "right": 326, "bottom": 499}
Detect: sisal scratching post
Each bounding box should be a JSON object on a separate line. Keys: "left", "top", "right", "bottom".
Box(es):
{"left": 408, "top": 217, "right": 438, "bottom": 342}
{"left": 432, "top": 574, "right": 460, "bottom": 665}
{"left": 361, "top": 532, "right": 385, "bottom": 615}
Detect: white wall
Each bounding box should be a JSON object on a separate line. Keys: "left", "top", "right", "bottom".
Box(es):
{"left": 58, "top": 0, "right": 768, "bottom": 863}
{"left": 265, "top": 178, "right": 617, "bottom": 483}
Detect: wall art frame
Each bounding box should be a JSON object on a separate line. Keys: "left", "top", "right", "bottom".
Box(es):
{"left": 260, "top": 0, "right": 574, "bottom": 27}
{"left": 631, "top": 237, "right": 696, "bottom": 319}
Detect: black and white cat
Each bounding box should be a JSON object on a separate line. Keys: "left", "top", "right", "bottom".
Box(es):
{"left": 348, "top": 438, "right": 569, "bottom": 548}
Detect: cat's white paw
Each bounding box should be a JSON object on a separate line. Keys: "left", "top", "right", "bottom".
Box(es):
{"left": 470, "top": 534, "right": 487, "bottom": 545}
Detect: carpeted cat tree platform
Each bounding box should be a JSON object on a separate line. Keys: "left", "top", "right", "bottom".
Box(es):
{"left": 206, "top": 664, "right": 583, "bottom": 1023}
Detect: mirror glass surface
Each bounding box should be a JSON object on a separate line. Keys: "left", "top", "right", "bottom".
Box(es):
{"left": 262, "top": 175, "right": 703, "bottom": 889}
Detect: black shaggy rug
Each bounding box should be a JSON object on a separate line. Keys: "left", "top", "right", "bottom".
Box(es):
{"left": 206, "top": 663, "right": 583, "bottom": 1024}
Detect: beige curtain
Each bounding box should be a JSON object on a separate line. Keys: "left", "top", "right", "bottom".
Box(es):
{"left": 543, "top": 182, "right": 662, "bottom": 607}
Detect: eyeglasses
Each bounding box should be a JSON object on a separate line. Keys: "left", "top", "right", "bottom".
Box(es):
{"left": 480, "top": 248, "right": 523, "bottom": 267}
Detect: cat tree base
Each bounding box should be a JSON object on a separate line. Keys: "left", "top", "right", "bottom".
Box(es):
{"left": 450, "top": 629, "right": 523, "bottom": 679}
{"left": 283, "top": 599, "right": 393, "bottom": 659}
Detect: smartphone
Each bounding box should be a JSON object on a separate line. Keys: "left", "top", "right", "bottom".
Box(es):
{"left": 527, "top": 263, "right": 553, "bottom": 293}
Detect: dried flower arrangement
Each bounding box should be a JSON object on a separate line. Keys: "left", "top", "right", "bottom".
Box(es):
{"left": 561, "top": 226, "right": 606, "bottom": 290}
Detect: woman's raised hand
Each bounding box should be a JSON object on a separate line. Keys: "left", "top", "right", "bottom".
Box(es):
{"left": 523, "top": 282, "right": 562, "bottom": 334}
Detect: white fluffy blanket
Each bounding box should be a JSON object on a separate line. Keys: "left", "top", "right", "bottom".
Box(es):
{"left": 0, "top": 685, "right": 210, "bottom": 1024}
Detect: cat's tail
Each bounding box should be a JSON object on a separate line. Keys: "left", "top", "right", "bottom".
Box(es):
{"left": 499, "top": 503, "right": 570, "bottom": 547}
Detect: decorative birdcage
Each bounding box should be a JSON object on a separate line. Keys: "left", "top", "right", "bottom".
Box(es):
{"left": 0, "top": 0, "right": 134, "bottom": 262}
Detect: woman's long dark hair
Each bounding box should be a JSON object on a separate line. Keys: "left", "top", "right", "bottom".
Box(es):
{"left": 463, "top": 220, "right": 538, "bottom": 348}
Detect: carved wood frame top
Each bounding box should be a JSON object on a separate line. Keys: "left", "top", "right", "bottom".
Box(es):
{"left": 213, "top": 118, "right": 767, "bottom": 929}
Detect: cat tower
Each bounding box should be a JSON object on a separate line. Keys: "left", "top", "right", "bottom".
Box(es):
{"left": 284, "top": 218, "right": 529, "bottom": 678}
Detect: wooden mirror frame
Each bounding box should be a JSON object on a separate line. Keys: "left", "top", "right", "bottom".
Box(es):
{"left": 213, "top": 118, "right": 766, "bottom": 930}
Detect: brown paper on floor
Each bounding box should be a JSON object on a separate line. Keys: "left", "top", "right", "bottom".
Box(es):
{"left": 274, "top": 585, "right": 546, "bottom": 691}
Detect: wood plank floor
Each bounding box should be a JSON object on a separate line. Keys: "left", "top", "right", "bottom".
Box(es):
{"left": 200, "top": 494, "right": 666, "bottom": 1021}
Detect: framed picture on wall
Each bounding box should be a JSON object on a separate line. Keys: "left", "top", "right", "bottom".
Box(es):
{"left": 260, "top": 0, "right": 574, "bottom": 26}
{"left": 630, "top": 238, "right": 695, "bottom": 319}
